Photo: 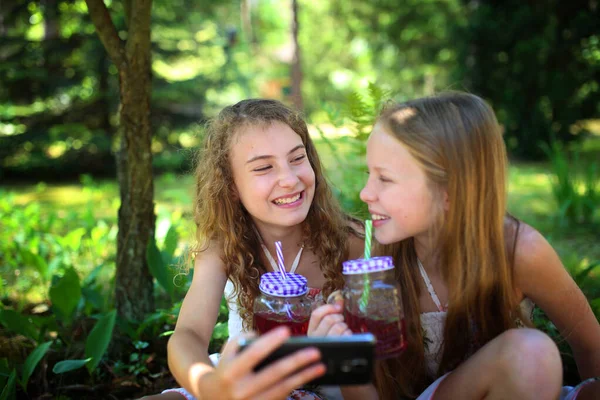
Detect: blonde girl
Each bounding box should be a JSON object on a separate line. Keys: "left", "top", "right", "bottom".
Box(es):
{"left": 309, "top": 92, "right": 600, "bottom": 400}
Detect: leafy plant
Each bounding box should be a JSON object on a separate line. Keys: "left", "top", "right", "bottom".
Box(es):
{"left": 315, "top": 82, "right": 391, "bottom": 216}
{"left": 541, "top": 141, "right": 599, "bottom": 227}
{"left": 84, "top": 310, "right": 117, "bottom": 374}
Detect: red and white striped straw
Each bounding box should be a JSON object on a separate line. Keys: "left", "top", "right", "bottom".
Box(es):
{"left": 274, "top": 241, "right": 287, "bottom": 280}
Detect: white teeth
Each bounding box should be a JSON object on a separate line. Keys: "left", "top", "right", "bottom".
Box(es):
{"left": 371, "top": 214, "right": 389, "bottom": 221}
{"left": 274, "top": 193, "right": 301, "bottom": 205}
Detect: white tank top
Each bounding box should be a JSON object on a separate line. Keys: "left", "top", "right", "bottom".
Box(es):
{"left": 418, "top": 260, "right": 535, "bottom": 376}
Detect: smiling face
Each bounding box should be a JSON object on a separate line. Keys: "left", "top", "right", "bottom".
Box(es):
{"left": 360, "top": 123, "right": 442, "bottom": 245}
{"left": 230, "top": 121, "right": 316, "bottom": 232}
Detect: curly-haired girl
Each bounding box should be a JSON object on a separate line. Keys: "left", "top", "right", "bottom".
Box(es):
{"left": 147, "top": 99, "right": 363, "bottom": 400}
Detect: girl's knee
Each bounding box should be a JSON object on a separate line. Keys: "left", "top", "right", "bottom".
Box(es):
{"left": 497, "top": 329, "right": 562, "bottom": 383}
{"left": 500, "top": 329, "right": 560, "bottom": 362}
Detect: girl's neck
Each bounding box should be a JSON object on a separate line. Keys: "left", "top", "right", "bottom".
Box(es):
{"left": 253, "top": 222, "right": 304, "bottom": 252}
{"left": 414, "top": 234, "right": 440, "bottom": 275}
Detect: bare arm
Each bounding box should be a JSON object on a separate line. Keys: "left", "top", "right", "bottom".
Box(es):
{"left": 168, "top": 244, "right": 327, "bottom": 400}
{"left": 167, "top": 244, "right": 228, "bottom": 397}
{"left": 514, "top": 225, "right": 600, "bottom": 381}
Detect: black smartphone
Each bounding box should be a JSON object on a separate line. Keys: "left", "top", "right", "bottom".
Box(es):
{"left": 237, "top": 333, "right": 376, "bottom": 386}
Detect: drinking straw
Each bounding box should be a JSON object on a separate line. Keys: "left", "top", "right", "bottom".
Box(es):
{"left": 364, "top": 220, "right": 372, "bottom": 259}
{"left": 274, "top": 241, "right": 288, "bottom": 280}
{"left": 359, "top": 219, "right": 373, "bottom": 312}
{"left": 274, "top": 241, "right": 294, "bottom": 320}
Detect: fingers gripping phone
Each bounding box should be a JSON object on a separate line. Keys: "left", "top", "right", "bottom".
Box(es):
{"left": 238, "top": 334, "right": 376, "bottom": 386}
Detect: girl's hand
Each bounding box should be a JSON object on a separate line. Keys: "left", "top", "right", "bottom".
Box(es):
{"left": 307, "top": 301, "right": 352, "bottom": 337}
{"left": 197, "top": 327, "right": 325, "bottom": 400}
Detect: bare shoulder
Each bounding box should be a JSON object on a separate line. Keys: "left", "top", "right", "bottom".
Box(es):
{"left": 176, "top": 239, "right": 227, "bottom": 337}
{"left": 192, "top": 239, "right": 226, "bottom": 273}
{"left": 512, "top": 222, "right": 557, "bottom": 273}
{"left": 510, "top": 220, "right": 568, "bottom": 301}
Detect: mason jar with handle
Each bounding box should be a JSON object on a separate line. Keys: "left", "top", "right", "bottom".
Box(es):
{"left": 342, "top": 256, "right": 407, "bottom": 359}
{"left": 253, "top": 272, "right": 312, "bottom": 336}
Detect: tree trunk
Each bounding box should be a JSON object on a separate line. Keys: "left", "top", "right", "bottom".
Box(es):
{"left": 290, "top": 0, "right": 303, "bottom": 111}
{"left": 85, "top": 0, "right": 155, "bottom": 321}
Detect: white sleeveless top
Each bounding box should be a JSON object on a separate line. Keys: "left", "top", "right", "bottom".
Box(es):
{"left": 418, "top": 260, "right": 535, "bottom": 376}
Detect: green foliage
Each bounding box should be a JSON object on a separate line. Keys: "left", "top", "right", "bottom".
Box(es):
{"left": 315, "top": 83, "right": 390, "bottom": 216}
{"left": 454, "top": 0, "right": 600, "bottom": 159}
{"left": 207, "top": 296, "right": 230, "bottom": 354}
{"left": 0, "top": 368, "right": 17, "bottom": 400}
{"left": 147, "top": 239, "right": 175, "bottom": 300}
{"left": 84, "top": 310, "right": 117, "bottom": 374}
{"left": 21, "top": 341, "right": 52, "bottom": 389}
{"left": 0, "top": 340, "right": 52, "bottom": 395}
{"left": 52, "top": 358, "right": 92, "bottom": 374}
{"left": 49, "top": 267, "right": 82, "bottom": 323}
{"left": 344, "top": 82, "right": 391, "bottom": 140}
{"left": 0, "top": 309, "right": 41, "bottom": 340}
{"left": 533, "top": 257, "right": 600, "bottom": 385}
{"left": 542, "top": 141, "right": 599, "bottom": 227}
{"left": 0, "top": 182, "right": 186, "bottom": 396}
{"left": 113, "top": 341, "right": 151, "bottom": 377}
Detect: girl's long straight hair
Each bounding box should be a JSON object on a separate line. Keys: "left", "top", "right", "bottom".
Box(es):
{"left": 372, "top": 93, "right": 524, "bottom": 398}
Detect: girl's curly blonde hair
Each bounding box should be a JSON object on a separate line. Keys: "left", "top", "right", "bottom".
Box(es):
{"left": 193, "top": 99, "right": 360, "bottom": 330}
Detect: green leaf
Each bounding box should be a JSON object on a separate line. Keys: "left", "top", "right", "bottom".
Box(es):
{"left": 19, "top": 249, "right": 50, "bottom": 282}
{"left": 0, "top": 369, "right": 16, "bottom": 400}
{"left": 135, "top": 311, "right": 167, "bottom": 337}
{"left": 0, "top": 309, "right": 39, "bottom": 339}
{"left": 0, "top": 358, "right": 10, "bottom": 375}
{"left": 52, "top": 358, "right": 92, "bottom": 374}
{"left": 212, "top": 321, "right": 228, "bottom": 340}
{"left": 147, "top": 238, "right": 174, "bottom": 298}
{"left": 575, "top": 262, "right": 600, "bottom": 284}
{"left": 82, "top": 264, "right": 105, "bottom": 287}
{"left": 163, "top": 225, "right": 179, "bottom": 258}
{"left": 49, "top": 268, "right": 81, "bottom": 322}
{"left": 85, "top": 310, "right": 117, "bottom": 374}
{"left": 60, "top": 228, "right": 86, "bottom": 251}
{"left": 21, "top": 341, "right": 52, "bottom": 389}
{"left": 0, "top": 359, "right": 11, "bottom": 392}
{"left": 81, "top": 286, "right": 105, "bottom": 312}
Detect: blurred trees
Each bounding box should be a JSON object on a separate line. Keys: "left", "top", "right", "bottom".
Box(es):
{"left": 0, "top": 0, "right": 598, "bottom": 177}
{"left": 0, "top": 0, "right": 115, "bottom": 179}
{"left": 455, "top": 0, "right": 600, "bottom": 159}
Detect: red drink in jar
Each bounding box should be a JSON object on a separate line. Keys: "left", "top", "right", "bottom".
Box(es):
{"left": 342, "top": 256, "right": 406, "bottom": 359}
{"left": 253, "top": 272, "right": 311, "bottom": 336}
{"left": 253, "top": 311, "right": 309, "bottom": 336}
{"left": 344, "top": 310, "right": 407, "bottom": 358}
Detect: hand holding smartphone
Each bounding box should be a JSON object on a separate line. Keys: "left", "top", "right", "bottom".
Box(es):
{"left": 238, "top": 333, "right": 376, "bottom": 386}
